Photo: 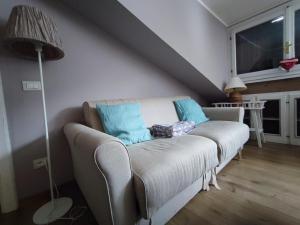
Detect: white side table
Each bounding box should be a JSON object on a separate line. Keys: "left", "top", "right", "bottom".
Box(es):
{"left": 212, "top": 101, "right": 266, "bottom": 148}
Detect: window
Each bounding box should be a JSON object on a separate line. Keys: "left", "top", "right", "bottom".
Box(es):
{"left": 262, "top": 100, "right": 280, "bottom": 135}
{"left": 294, "top": 9, "right": 300, "bottom": 64}
{"left": 236, "top": 18, "right": 283, "bottom": 74}
{"left": 289, "top": 94, "right": 300, "bottom": 145}
{"left": 231, "top": 1, "right": 300, "bottom": 83}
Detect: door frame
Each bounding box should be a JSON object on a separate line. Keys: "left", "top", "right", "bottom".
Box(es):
{"left": 0, "top": 72, "right": 18, "bottom": 213}
{"left": 289, "top": 93, "right": 300, "bottom": 145}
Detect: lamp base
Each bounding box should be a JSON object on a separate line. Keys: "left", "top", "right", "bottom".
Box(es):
{"left": 229, "top": 91, "right": 243, "bottom": 103}
{"left": 33, "top": 197, "right": 73, "bottom": 225}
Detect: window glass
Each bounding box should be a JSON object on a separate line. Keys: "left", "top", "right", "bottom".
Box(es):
{"left": 236, "top": 17, "right": 284, "bottom": 74}
{"left": 263, "top": 100, "right": 280, "bottom": 118}
{"left": 262, "top": 100, "right": 280, "bottom": 135}
{"left": 263, "top": 120, "right": 280, "bottom": 135}
{"left": 295, "top": 10, "right": 300, "bottom": 63}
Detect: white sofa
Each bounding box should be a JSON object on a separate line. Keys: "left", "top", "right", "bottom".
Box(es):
{"left": 64, "top": 96, "right": 249, "bottom": 225}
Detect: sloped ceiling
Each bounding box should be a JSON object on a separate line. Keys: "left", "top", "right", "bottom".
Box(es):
{"left": 62, "top": 0, "right": 227, "bottom": 102}
{"left": 199, "top": 0, "right": 291, "bottom": 26}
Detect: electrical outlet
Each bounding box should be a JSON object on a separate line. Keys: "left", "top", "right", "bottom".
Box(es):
{"left": 33, "top": 157, "right": 47, "bottom": 169}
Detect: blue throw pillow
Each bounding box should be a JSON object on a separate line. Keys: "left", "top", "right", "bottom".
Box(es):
{"left": 96, "top": 103, "right": 151, "bottom": 145}
{"left": 174, "top": 99, "right": 209, "bottom": 125}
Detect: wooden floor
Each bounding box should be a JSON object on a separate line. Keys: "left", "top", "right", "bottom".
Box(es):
{"left": 168, "top": 142, "right": 300, "bottom": 225}
{"left": 1, "top": 142, "right": 300, "bottom": 225}
{"left": 0, "top": 180, "right": 97, "bottom": 225}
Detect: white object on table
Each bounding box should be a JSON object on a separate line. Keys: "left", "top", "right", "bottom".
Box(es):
{"left": 212, "top": 101, "right": 266, "bottom": 148}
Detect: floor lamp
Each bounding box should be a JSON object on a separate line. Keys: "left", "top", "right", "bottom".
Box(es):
{"left": 4, "top": 5, "right": 72, "bottom": 224}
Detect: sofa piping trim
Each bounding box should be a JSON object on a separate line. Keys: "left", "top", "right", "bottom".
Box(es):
{"left": 94, "top": 139, "right": 135, "bottom": 225}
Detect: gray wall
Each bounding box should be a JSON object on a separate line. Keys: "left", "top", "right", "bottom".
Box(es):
{"left": 118, "top": 0, "right": 231, "bottom": 91}
{"left": 0, "top": 0, "right": 200, "bottom": 198}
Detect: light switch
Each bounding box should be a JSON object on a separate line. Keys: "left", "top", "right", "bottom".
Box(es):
{"left": 22, "top": 81, "right": 41, "bottom": 91}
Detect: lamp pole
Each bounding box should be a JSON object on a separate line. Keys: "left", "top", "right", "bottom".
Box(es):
{"left": 33, "top": 45, "right": 72, "bottom": 225}
{"left": 36, "top": 45, "right": 55, "bottom": 208}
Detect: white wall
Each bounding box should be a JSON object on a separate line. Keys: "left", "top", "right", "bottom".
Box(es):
{"left": 118, "top": 0, "right": 231, "bottom": 91}
{"left": 0, "top": 73, "right": 18, "bottom": 213}
{"left": 0, "top": 0, "right": 200, "bottom": 198}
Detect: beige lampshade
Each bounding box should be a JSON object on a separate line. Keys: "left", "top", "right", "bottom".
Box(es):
{"left": 224, "top": 76, "right": 247, "bottom": 93}
{"left": 4, "top": 5, "right": 64, "bottom": 60}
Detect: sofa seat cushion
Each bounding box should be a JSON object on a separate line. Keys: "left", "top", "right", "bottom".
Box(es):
{"left": 189, "top": 121, "right": 249, "bottom": 163}
{"left": 127, "top": 135, "right": 218, "bottom": 219}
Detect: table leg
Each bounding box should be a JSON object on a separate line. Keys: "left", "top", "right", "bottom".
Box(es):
{"left": 251, "top": 110, "right": 262, "bottom": 148}
{"left": 257, "top": 110, "right": 266, "bottom": 143}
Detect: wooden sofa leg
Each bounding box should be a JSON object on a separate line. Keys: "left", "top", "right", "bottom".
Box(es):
{"left": 234, "top": 148, "right": 243, "bottom": 160}
{"left": 238, "top": 151, "right": 242, "bottom": 160}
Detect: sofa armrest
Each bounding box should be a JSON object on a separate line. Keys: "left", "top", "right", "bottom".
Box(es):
{"left": 202, "top": 107, "right": 245, "bottom": 123}
{"left": 64, "top": 123, "right": 138, "bottom": 225}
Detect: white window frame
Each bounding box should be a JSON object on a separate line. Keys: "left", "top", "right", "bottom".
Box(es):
{"left": 230, "top": 1, "right": 300, "bottom": 84}
{"left": 289, "top": 93, "right": 300, "bottom": 145}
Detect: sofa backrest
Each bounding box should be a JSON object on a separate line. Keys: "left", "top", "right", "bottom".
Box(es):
{"left": 83, "top": 96, "right": 190, "bottom": 131}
